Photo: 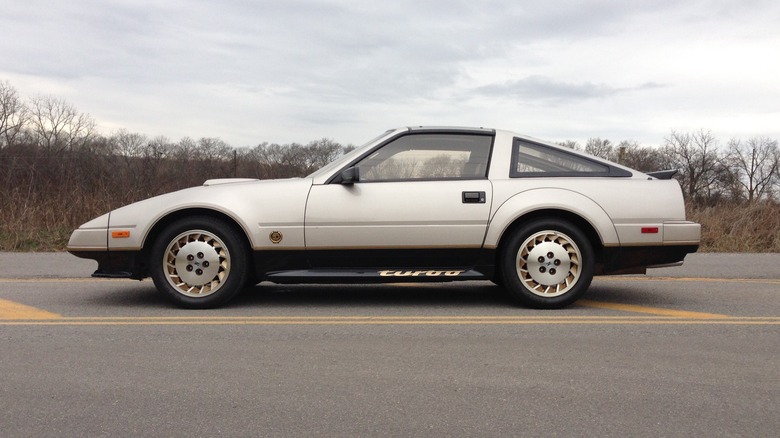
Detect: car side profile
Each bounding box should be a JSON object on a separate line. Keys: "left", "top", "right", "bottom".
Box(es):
{"left": 68, "top": 126, "right": 701, "bottom": 309}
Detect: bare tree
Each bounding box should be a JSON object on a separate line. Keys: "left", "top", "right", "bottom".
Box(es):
{"left": 306, "top": 138, "right": 344, "bottom": 170}
{"left": 196, "top": 137, "right": 233, "bottom": 161}
{"left": 585, "top": 138, "right": 613, "bottom": 160}
{"left": 248, "top": 143, "right": 298, "bottom": 178}
{"left": 557, "top": 140, "right": 581, "bottom": 150}
{"left": 422, "top": 154, "right": 466, "bottom": 178}
{"left": 613, "top": 140, "right": 667, "bottom": 172}
{"left": 774, "top": 146, "right": 780, "bottom": 199}
{"left": 28, "top": 95, "right": 96, "bottom": 152}
{"left": 0, "top": 80, "right": 28, "bottom": 148}
{"left": 726, "top": 137, "right": 779, "bottom": 202}
{"left": 110, "top": 129, "right": 148, "bottom": 158}
{"left": 711, "top": 159, "right": 744, "bottom": 203}
{"left": 662, "top": 129, "right": 721, "bottom": 204}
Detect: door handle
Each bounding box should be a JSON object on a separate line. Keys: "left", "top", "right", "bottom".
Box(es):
{"left": 462, "top": 191, "right": 486, "bottom": 204}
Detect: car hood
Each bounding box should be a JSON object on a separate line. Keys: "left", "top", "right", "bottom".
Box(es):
{"left": 113, "top": 176, "right": 311, "bottom": 217}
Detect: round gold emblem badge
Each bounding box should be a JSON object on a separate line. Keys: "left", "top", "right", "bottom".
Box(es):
{"left": 269, "top": 231, "right": 283, "bottom": 244}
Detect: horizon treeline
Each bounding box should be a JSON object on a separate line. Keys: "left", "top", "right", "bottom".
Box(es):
{"left": 1, "top": 80, "right": 779, "bottom": 251}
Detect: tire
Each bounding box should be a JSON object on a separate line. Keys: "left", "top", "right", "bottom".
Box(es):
{"left": 150, "top": 216, "right": 249, "bottom": 309}
{"left": 500, "top": 218, "right": 594, "bottom": 309}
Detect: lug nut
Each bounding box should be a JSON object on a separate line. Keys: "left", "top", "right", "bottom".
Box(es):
{"left": 549, "top": 268, "right": 557, "bottom": 275}
{"left": 196, "top": 269, "right": 203, "bottom": 275}
{"left": 197, "top": 252, "right": 204, "bottom": 259}
{"left": 187, "top": 254, "right": 194, "bottom": 261}
{"left": 538, "top": 256, "right": 545, "bottom": 263}
{"left": 539, "top": 267, "right": 546, "bottom": 273}
{"left": 186, "top": 265, "right": 193, "bottom": 272}
{"left": 202, "top": 261, "right": 210, "bottom": 268}
{"left": 547, "top": 252, "right": 554, "bottom": 259}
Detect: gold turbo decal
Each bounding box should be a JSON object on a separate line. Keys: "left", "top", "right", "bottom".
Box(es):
{"left": 378, "top": 270, "right": 465, "bottom": 277}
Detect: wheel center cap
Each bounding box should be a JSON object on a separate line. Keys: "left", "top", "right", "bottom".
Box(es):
{"left": 174, "top": 241, "right": 222, "bottom": 286}
{"left": 525, "top": 242, "right": 571, "bottom": 286}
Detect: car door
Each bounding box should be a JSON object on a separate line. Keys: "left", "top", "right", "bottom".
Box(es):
{"left": 304, "top": 131, "right": 494, "bottom": 269}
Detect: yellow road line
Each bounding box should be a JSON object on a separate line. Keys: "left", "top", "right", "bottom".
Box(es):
{"left": 598, "top": 276, "right": 780, "bottom": 285}
{"left": 578, "top": 300, "right": 730, "bottom": 319}
{"left": 0, "top": 278, "right": 118, "bottom": 283}
{"left": 0, "top": 298, "right": 62, "bottom": 320}
{"left": 0, "top": 287, "right": 773, "bottom": 326}
{"left": 1, "top": 317, "right": 778, "bottom": 326}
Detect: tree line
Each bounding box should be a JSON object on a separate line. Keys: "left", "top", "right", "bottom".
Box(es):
{"left": 1, "top": 80, "right": 778, "bottom": 251}
{"left": 559, "top": 131, "right": 779, "bottom": 205}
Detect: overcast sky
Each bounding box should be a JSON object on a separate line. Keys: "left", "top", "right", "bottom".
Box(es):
{"left": 2, "top": 0, "right": 778, "bottom": 147}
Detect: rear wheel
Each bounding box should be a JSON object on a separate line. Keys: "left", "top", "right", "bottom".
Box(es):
{"left": 500, "top": 218, "right": 594, "bottom": 309}
{"left": 151, "top": 216, "right": 249, "bottom": 309}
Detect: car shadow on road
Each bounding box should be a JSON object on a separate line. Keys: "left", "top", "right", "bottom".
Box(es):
{"left": 81, "top": 279, "right": 682, "bottom": 311}
{"left": 233, "top": 281, "right": 516, "bottom": 309}
{"left": 80, "top": 281, "right": 170, "bottom": 309}
{"left": 80, "top": 280, "right": 518, "bottom": 310}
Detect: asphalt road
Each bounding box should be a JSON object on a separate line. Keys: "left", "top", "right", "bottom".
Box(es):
{"left": 1, "top": 253, "right": 778, "bottom": 437}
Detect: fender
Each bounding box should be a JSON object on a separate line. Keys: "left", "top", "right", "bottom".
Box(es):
{"left": 483, "top": 188, "right": 620, "bottom": 248}
{"left": 103, "top": 178, "right": 313, "bottom": 251}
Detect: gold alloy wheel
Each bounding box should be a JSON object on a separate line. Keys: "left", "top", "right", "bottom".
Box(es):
{"left": 515, "top": 230, "right": 582, "bottom": 297}
{"left": 163, "top": 230, "right": 231, "bottom": 298}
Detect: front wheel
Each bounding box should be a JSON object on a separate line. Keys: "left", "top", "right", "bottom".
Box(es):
{"left": 150, "top": 216, "right": 249, "bottom": 309}
{"left": 500, "top": 219, "right": 594, "bottom": 309}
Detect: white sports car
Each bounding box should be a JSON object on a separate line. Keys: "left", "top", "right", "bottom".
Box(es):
{"left": 68, "top": 127, "right": 700, "bottom": 309}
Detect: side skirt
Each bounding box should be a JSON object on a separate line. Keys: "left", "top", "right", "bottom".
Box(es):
{"left": 264, "top": 268, "right": 488, "bottom": 284}
{"left": 253, "top": 248, "right": 497, "bottom": 284}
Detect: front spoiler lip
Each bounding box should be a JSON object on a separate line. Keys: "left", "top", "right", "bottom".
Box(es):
{"left": 68, "top": 250, "right": 146, "bottom": 280}
{"left": 93, "top": 270, "right": 135, "bottom": 279}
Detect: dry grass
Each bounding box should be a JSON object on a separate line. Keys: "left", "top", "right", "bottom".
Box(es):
{"left": 0, "top": 189, "right": 112, "bottom": 251}
{"left": 688, "top": 201, "right": 780, "bottom": 252}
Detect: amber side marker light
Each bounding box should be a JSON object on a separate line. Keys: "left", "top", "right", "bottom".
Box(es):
{"left": 641, "top": 227, "right": 659, "bottom": 234}
{"left": 111, "top": 230, "right": 131, "bottom": 239}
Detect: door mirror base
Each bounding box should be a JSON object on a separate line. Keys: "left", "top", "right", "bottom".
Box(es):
{"left": 334, "top": 167, "right": 359, "bottom": 184}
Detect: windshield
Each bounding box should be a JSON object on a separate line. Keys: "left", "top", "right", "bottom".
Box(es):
{"left": 306, "top": 129, "right": 399, "bottom": 179}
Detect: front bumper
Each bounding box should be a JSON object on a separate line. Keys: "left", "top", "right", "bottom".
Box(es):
{"left": 67, "top": 214, "right": 110, "bottom": 251}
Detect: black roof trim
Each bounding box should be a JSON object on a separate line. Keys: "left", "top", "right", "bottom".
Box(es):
{"left": 406, "top": 126, "right": 495, "bottom": 135}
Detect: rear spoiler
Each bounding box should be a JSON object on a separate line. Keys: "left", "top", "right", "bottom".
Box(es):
{"left": 647, "top": 169, "right": 678, "bottom": 180}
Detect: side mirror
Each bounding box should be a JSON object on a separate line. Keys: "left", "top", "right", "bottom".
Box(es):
{"left": 335, "top": 166, "right": 359, "bottom": 184}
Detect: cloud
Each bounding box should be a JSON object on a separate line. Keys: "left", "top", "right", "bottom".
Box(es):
{"left": 474, "top": 76, "right": 666, "bottom": 103}
{"left": 1, "top": 0, "right": 778, "bottom": 146}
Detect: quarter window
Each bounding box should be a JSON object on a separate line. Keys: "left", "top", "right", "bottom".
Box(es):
{"left": 511, "top": 138, "right": 629, "bottom": 177}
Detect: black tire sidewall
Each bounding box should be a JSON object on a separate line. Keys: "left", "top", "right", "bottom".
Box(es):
{"left": 150, "top": 216, "right": 249, "bottom": 309}
{"left": 500, "top": 218, "right": 594, "bottom": 309}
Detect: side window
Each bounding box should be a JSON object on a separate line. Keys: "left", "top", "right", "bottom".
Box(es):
{"left": 356, "top": 133, "right": 493, "bottom": 182}
{"left": 511, "top": 138, "right": 629, "bottom": 177}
